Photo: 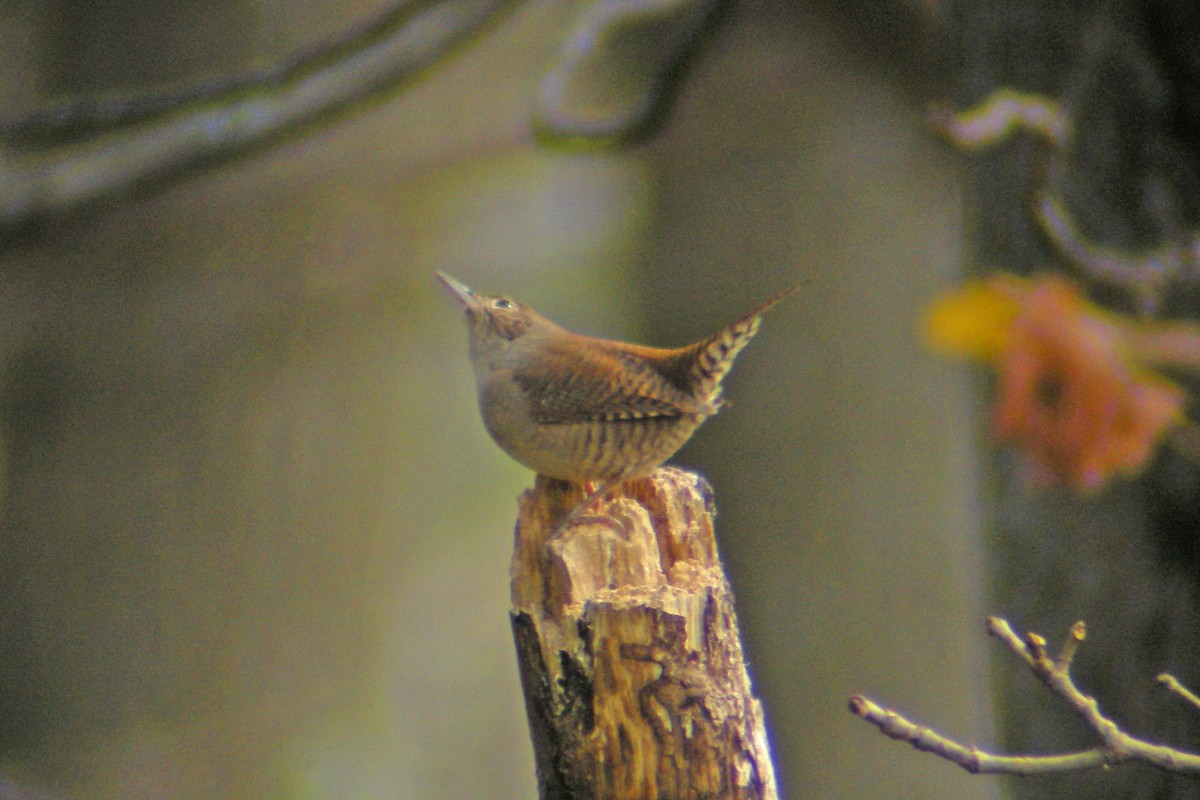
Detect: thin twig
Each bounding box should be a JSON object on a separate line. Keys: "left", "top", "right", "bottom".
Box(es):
{"left": 1158, "top": 674, "right": 1200, "bottom": 714}
{"left": 848, "top": 695, "right": 1114, "bottom": 776}
{"left": 851, "top": 617, "right": 1200, "bottom": 776}
{"left": 1055, "top": 620, "right": 1086, "bottom": 673}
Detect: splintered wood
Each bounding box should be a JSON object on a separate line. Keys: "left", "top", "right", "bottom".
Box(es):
{"left": 510, "top": 467, "right": 778, "bottom": 800}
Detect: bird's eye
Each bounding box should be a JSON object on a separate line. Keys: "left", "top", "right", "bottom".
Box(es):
{"left": 494, "top": 299, "right": 514, "bottom": 310}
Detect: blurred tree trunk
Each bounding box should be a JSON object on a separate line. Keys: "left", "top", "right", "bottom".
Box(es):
{"left": 950, "top": 2, "right": 1200, "bottom": 798}
{"left": 637, "top": 3, "right": 992, "bottom": 799}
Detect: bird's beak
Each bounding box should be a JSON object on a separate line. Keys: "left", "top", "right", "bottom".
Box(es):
{"left": 435, "top": 272, "right": 480, "bottom": 312}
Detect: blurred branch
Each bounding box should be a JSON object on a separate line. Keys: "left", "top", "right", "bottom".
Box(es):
{"left": 850, "top": 617, "right": 1200, "bottom": 776}
{"left": 0, "top": 0, "right": 733, "bottom": 238}
{"left": 0, "top": 0, "right": 518, "bottom": 237}
{"left": 932, "top": 87, "right": 1200, "bottom": 313}
{"left": 928, "top": 89, "right": 1069, "bottom": 149}
{"left": 534, "top": 0, "right": 727, "bottom": 146}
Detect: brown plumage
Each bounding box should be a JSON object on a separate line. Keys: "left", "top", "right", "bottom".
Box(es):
{"left": 437, "top": 272, "right": 797, "bottom": 484}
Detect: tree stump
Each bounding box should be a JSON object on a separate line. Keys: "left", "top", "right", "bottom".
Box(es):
{"left": 510, "top": 467, "right": 778, "bottom": 800}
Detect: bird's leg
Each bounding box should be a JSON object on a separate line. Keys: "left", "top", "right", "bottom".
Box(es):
{"left": 578, "top": 479, "right": 618, "bottom": 514}
{"left": 554, "top": 479, "right": 625, "bottom": 533}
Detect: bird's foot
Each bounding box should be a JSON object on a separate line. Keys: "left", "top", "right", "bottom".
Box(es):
{"left": 552, "top": 479, "right": 625, "bottom": 536}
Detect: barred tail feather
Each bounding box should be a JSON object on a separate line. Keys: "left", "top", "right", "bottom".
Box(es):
{"left": 690, "top": 284, "right": 799, "bottom": 405}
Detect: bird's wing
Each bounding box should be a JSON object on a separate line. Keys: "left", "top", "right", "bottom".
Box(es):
{"left": 513, "top": 340, "right": 711, "bottom": 425}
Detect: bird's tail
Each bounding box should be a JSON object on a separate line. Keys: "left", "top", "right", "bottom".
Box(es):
{"left": 688, "top": 284, "right": 801, "bottom": 406}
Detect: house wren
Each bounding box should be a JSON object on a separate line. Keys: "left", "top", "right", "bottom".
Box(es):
{"left": 437, "top": 272, "right": 797, "bottom": 499}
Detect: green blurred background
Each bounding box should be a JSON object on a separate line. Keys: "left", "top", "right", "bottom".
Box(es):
{"left": 0, "top": 1, "right": 996, "bottom": 798}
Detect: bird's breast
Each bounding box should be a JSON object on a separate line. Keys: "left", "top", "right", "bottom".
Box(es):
{"left": 475, "top": 370, "right": 706, "bottom": 482}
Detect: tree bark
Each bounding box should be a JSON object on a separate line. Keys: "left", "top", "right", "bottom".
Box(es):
{"left": 510, "top": 467, "right": 778, "bottom": 800}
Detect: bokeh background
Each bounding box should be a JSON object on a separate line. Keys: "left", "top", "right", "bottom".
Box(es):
{"left": 1, "top": 2, "right": 998, "bottom": 799}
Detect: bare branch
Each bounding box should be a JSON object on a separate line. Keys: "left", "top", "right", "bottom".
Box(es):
{"left": 848, "top": 695, "right": 1113, "bottom": 776}
{"left": 0, "top": 0, "right": 518, "bottom": 236}
{"left": 851, "top": 617, "right": 1200, "bottom": 776}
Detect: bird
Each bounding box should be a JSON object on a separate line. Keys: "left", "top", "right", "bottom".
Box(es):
{"left": 437, "top": 271, "right": 798, "bottom": 515}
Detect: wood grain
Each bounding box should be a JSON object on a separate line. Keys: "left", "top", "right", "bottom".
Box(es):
{"left": 510, "top": 467, "right": 778, "bottom": 800}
